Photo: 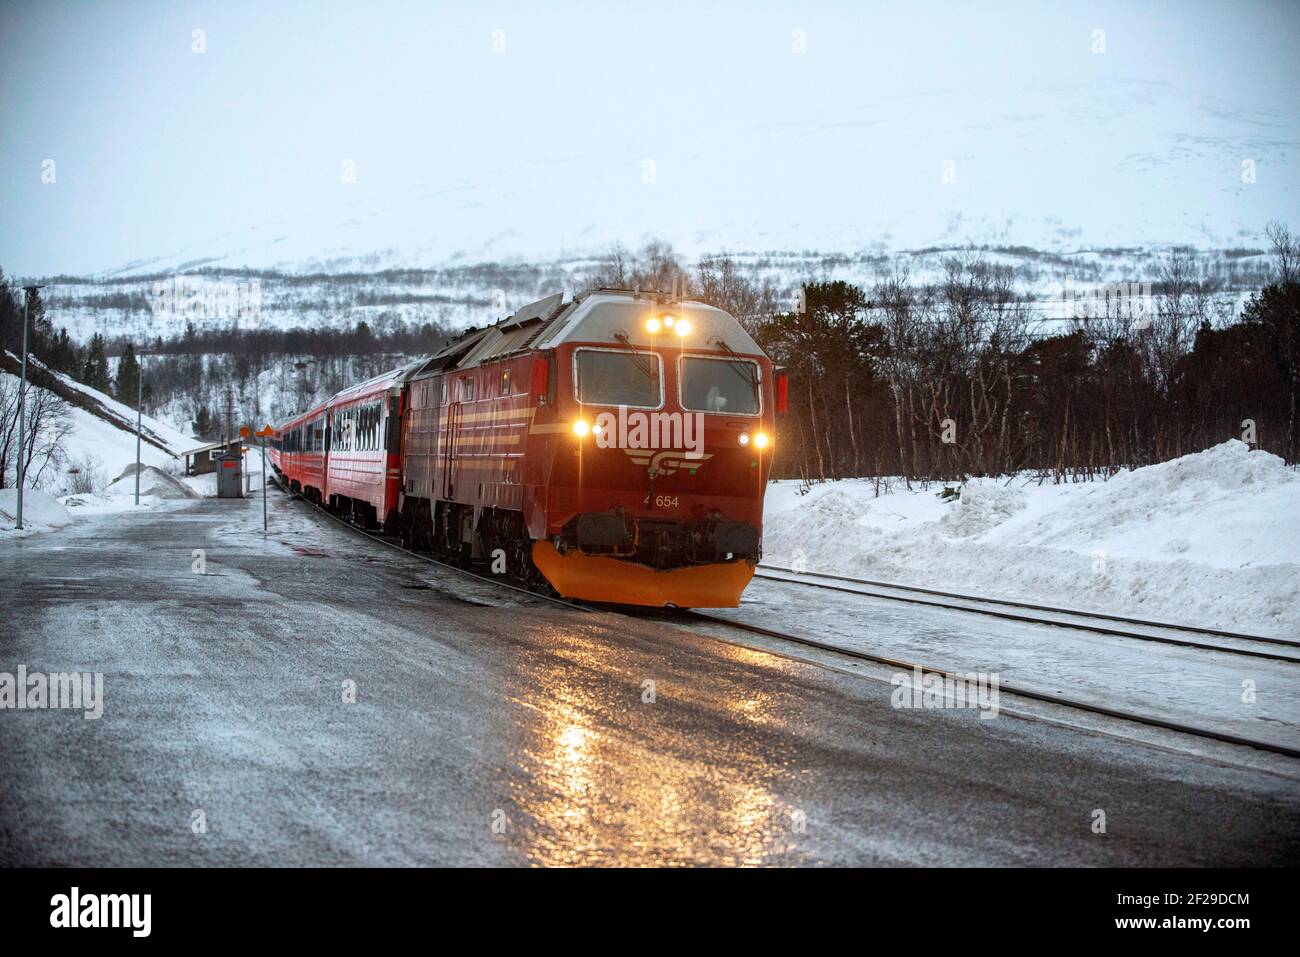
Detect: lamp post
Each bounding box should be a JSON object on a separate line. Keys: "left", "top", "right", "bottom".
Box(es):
{"left": 15, "top": 283, "right": 46, "bottom": 530}
{"left": 133, "top": 351, "right": 149, "bottom": 506}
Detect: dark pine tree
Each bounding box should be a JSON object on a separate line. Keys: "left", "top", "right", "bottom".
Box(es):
{"left": 192, "top": 405, "right": 214, "bottom": 440}
{"left": 115, "top": 341, "right": 141, "bottom": 405}
{"left": 82, "top": 334, "right": 112, "bottom": 393}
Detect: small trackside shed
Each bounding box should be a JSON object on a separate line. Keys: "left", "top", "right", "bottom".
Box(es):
{"left": 183, "top": 440, "right": 241, "bottom": 476}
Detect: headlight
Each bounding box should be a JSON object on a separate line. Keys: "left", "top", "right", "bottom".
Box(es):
{"left": 572, "top": 420, "right": 590, "bottom": 437}
{"left": 674, "top": 319, "right": 691, "bottom": 336}
{"left": 646, "top": 318, "right": 661, "bottom": 333}
{"left": 738, "top": 432, "right": 750, "bottom": 447}
{"left": 754, "top": 432, "right": 769, "bottom": 449}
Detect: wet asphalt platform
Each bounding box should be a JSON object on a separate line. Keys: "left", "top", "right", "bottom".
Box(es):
{"left": 2, "top": 491, "right": 1297, "bottom": 865}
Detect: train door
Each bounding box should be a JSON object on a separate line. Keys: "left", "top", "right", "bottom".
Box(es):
{"left": 443, "top": 388, "right": 459, "bottom": 499}
{"left": 425, "top": 376, "right": 442, "bottom": 500}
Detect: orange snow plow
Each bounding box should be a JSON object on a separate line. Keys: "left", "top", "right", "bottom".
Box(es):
{"left": 531, "top": 541, "right": 755, "bottom": 608}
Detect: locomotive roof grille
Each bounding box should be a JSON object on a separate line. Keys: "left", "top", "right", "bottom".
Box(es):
{"left": 427, "top": 289, "right": 762, "bottom": 372}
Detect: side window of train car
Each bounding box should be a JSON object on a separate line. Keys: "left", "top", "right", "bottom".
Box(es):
{"left": 500, "top": 368, "right": 511, "bottom": 396}
{"left": 464, "top": 377, "right": 475, "bottom": 402}
{"left": 385, "top": 396, "right": 400, "bottom": 452}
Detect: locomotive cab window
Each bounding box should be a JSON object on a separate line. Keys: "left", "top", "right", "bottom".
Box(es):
{"left": 574, "top": 349, "right": 663, "bottom": 409}
{"left": 680, "top": 356, "right": 761, "bottom": 415}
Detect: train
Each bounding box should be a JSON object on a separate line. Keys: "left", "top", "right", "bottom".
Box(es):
{"left": 268, "top": 288, "right": 787, "bottom": 607}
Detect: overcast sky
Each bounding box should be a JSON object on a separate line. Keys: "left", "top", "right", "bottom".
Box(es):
{"left": 2, "top": 0, "right": 1297, "bottom": 277}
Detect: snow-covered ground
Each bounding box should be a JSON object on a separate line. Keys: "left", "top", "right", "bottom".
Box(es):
{"left": 0, "top": 487, "right": 75, "bottom": 537}
{"left": 1, "top": 364, "right": 195, "bottom": 492}
{"left": 762, "top": 440, "right": 1300, "bottom": 638}
{"left": 0, "top": 366, "right": 260, "bottom": 538}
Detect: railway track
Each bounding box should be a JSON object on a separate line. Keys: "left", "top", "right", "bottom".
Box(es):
{"left": 755, "top": 565, "right": 1300, "bottom": 663}
{"left": 681, "top": 609, "right": 1300, "bottom": 761}
{"left": 273, "top": 480, "right": 1300, "bottom": 762}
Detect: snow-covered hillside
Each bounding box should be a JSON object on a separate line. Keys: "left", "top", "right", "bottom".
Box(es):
{"left": 36, "top": 242, "right": 1274, "bottom": 344}
{"left": 1, "top": 361, "right": 195, "bottom": 498}
{"left": 762, "top": 440, "right": 1300, "bottom": 638}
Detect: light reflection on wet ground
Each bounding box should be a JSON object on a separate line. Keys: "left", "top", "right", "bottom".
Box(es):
{"left": 497, "top": 621, "right": 808, "bottom": 866}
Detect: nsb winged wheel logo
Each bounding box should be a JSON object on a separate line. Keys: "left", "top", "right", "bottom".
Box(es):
{"left": 622, "top": 449, "right": 713, "bottom": 475}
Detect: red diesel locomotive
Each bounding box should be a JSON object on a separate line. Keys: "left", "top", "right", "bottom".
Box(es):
{"left": 270, "top": 289, "right": 786, "bottom": 607}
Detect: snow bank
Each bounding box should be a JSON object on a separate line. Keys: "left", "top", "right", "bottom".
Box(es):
{"left": 763, "top": 441, "right": 1300, "bottom": 637}
{"left": 0, "top": 487, "right": 74, "bottom": 533}
{"left": 107, "top": 463, "right": 196, "bottom": 499}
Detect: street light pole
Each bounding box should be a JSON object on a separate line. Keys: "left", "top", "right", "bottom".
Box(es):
{"left": 261, "top": 435, "right": 268, "bottom": 532}
{"left": 134, "top": 354, "right": 144, "bottom": 506}
{"left": 15, "top": 284, "right": 45, "bottom": 530}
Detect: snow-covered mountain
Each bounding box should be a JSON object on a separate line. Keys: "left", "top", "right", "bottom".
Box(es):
{"left": 36, "top": 241, "right": 1278, "bottom": 345}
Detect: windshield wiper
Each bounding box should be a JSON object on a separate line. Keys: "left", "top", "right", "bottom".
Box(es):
{"left": 709, "top": 337, "right": 759, "bottom": 390}
{"left": 613, "top": 331, "right": 658, "bottom": 382}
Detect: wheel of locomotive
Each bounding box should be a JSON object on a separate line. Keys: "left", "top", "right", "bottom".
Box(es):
{"left": 431, "top": 501, "right": 454, "bottom": 560}
{"left": 398, "top": 502, "right": 420, "bottom": 550}
{"left": 387, "top": 509, "right": 406, "bottom": 546}
{"left": 423, "top": 504, "right": 436, "bottom": 553}
{"left": 517, "top": 541, "right": 556, "bottom": 596}
{"left": 413, "top": 502, "right": 433, "bottom": 552}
